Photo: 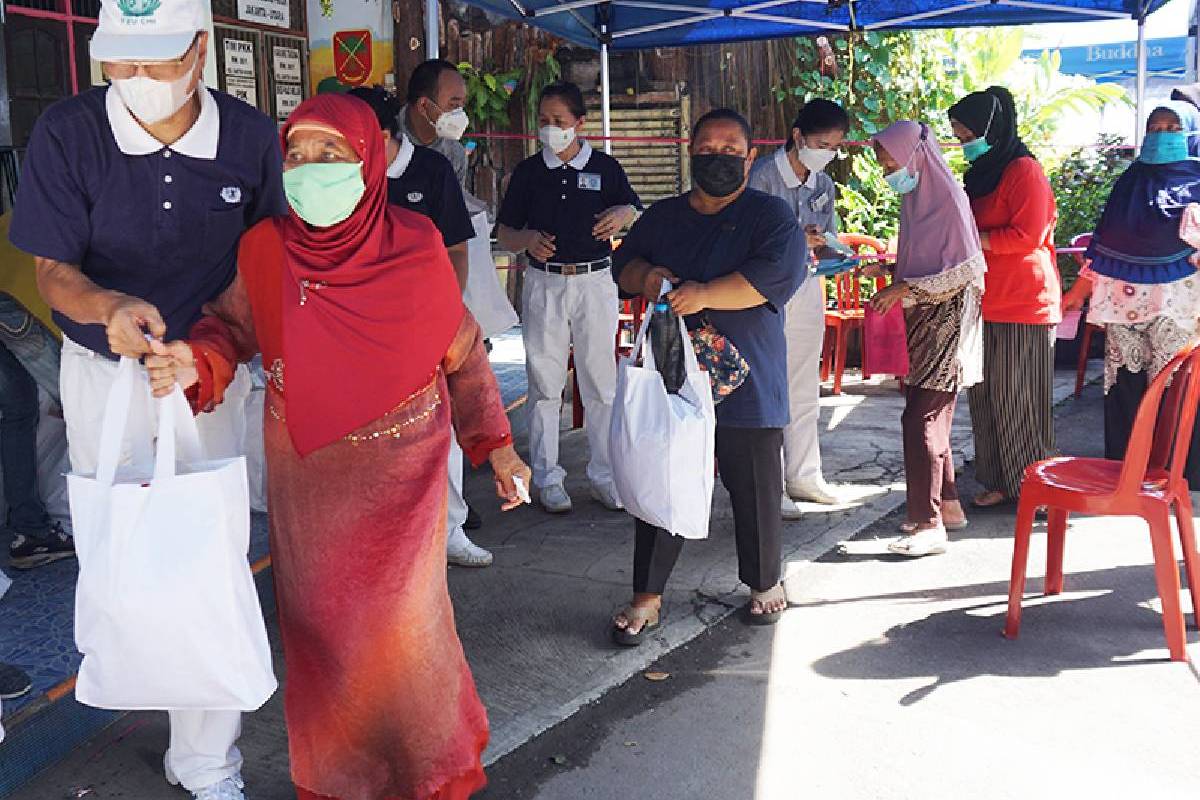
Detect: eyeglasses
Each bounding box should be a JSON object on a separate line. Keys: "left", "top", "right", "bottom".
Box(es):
{"left": 105, "top": 37, "right": 199, "bottom": 81}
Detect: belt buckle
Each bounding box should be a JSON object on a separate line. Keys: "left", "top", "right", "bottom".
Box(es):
{"left": 561, "top": 264, "right": 578, "bottom": 277}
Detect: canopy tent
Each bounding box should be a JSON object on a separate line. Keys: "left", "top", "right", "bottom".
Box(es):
{"left": 1024, "top": 35, "right": 1187, "bottom": 82}
{"left": 425, "top": 0, "right": 1173, "bottom": 148}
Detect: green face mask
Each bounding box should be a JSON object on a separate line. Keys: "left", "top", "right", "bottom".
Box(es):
{"left": 283, "top": 162, "right": 366, "bottom": 228}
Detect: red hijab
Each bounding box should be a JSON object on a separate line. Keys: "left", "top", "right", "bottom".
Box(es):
{"left": 277, "top": 94, "right": 464, "bottom": 456}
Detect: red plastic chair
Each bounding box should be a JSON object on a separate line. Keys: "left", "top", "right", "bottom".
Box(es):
{"left": 1069, "top": 232, "right": 1103, "bottom": 399}
{"left": 1004, "top": 342, "right": 1200, "bottom": 662}
{"left": 821, "top": 233, "right": 889, "bottom": 395}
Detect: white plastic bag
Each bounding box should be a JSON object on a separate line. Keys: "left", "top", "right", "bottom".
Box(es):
{"left": 68, "top": 359, "right": 276, "bottom": 711}
{"left": 610, "top": 311, "right": 716, "bottom": 540}
{"left": 463, "top": 211, "right": 519, "bottom": 339}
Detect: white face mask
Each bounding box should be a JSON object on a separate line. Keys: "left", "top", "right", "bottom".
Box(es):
{"left": 795, "top": 144, "right": 837, "bottom": 174}
{"left": 539, "top": 125, "right": 577, "bottom": 154}
{"left": 113, "top": 68, "right": 197, "bottom": 126}
{"left": 434, "top": 107, "right": 469, "bottom": 141}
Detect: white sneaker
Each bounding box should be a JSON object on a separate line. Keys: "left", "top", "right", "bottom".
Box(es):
{"left": 787, "top": 476, "right": 840, "bottom": 505}
{"left": 447, "top": 528, "right": 494, "bottom": 568}
{"left": 539, "top": 483, "right": 573, "bottom": 514}
{"left": 780, "top": 494, "right": 803, "bottom": 521}
{"left": 887, "top": 527, "right": 949, "bottom": 558}
{"left": 192, "top": 776, "right": 246, "bottom": 800}
{"left": 589, "top": 481, "right": 625, "bottom": 511}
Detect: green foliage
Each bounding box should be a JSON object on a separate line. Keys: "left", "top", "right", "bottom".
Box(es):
{"left": 1047, "top": 134, "right": 1130, "bottom": 286}
{"left": 774, "top": 29, "right": 1130, "bottom": 245}
{"left": 522, "top": 51, "right": 562, "bottom": 133}
{"left": 459, "top": 63, "right": 522, "bottom": 132}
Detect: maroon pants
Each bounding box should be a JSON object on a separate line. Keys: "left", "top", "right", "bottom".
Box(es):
{"left": 902, "top": 385, "right": 959, "bottom": 527}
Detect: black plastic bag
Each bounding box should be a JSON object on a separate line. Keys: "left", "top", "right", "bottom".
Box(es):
{"left": 648, "top": 300, "right": 686, "bottom": 395}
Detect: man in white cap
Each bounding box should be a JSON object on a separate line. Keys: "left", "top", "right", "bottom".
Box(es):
{"left": 9, "top": 1, "right": 286, "bottom": 798}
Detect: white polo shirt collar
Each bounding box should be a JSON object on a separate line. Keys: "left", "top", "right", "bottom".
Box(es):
{"left": 542, "top": 139, "right": 593, "bottom": 170}
{"left": 386, "top": 133, "right": 416, "bottom": 179}
{"left": 774, "top": 146, "right": 819, "bottom": 191}
{"left": 106, "top": 85, "right": 220, "bottom": 160}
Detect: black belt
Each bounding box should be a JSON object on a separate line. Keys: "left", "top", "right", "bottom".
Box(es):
{"left": 530, "top": 256, "right": 612, "bottom": 276}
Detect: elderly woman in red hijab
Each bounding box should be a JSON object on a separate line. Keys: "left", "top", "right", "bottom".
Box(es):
{"left": 869, "top": 121, "right": 986, "bottom": 558}
{"left": 146, "top": 94, "right": 530, "bottom": 800}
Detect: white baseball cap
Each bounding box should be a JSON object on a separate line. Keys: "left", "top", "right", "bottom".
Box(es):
{"left": 90, "top": 0, "right": 207, "bottom": 63}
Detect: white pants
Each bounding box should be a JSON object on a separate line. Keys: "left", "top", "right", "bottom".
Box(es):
{"left": 60, "top": 338, "right": 250, "bottom": 792}
{"left": 446, "top": 435, "right": 468, "bottom": 541}
{"left": 522, "top": 267, "right": 619, "bottom": 489}
{"left": 782, "top": 277, "right": 826, "bottom": 487}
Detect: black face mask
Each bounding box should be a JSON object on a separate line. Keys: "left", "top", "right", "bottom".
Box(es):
{"left": 691, "top": 153, "right": 745, "bottom": 198}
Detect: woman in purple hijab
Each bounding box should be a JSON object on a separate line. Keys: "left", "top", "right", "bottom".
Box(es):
{"left": 869, "top": 121, "right": 986, "bottom": 557}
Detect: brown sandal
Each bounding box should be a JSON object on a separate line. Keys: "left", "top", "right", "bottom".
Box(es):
{"left": 745, "top": 584, "right": 788, "bottom": 626}
{"left": 611, "top": 604, "right": 661, "bottom": 647}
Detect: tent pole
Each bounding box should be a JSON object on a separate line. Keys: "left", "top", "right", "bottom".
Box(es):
{"left": 426, "top": 0, "right": 440, "bottom": 59}
{"left": 601, "top": 40, "right": 613, "bottom": 155}
{"left": 1135, "top": 7, "right": 1147, "bottom": 148}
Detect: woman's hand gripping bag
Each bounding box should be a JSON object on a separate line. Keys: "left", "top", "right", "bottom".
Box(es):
{"left": 68, "top": 358, "right": 276, "bottom": 711}
{"left": 610, "top": 312, "right": 716, "bottom": 540}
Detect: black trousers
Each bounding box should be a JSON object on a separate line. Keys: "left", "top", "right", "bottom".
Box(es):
{"left": 1105, "top": 366, "right": 1200, "bottom": 486}
{"left": 632, "top": 426, "right": 784, "bottom": 595}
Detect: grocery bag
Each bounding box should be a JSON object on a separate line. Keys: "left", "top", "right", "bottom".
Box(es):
{"left": 68, "top": 359, "right": 276, "bottom": 711}
{"left": 863, "top": 304, "right": 910, "bottom": 377}
{"left": 610, "top": 312, "right": 716, "bottom": 540}
{"left": 464, "top": 212, "right": 519, "bottom": 339}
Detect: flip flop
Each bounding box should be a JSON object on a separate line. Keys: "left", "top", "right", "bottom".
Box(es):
{"left": 888, "top": 527, "right": 949, "bottom": 558}
{"left": 899, "top": 519, "right": 968, "bottom": 533}
{"left": 745, "top": 584, "right": 788, "bottom": 626}
{"left": 971, "top": 492, "right": 1011, "bottom": 509}
{"left": 611, "top": 605, "right": 661, "bottom": 647}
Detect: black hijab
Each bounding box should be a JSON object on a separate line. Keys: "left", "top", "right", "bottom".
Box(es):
{"left": 1172, "top": 83, "right": 1200, "bottom": 112}
{"left": 948, "top": 86, "right": 1034, "bottom": 199}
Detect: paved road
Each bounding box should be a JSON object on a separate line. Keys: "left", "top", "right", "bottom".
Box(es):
{"left": 480, "top": 390, "right": 1200, "bottom": 800}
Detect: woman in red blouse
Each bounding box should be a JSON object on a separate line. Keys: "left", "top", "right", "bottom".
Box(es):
{"left": 949, "top": 87, "right": 1062, "bottom": 508}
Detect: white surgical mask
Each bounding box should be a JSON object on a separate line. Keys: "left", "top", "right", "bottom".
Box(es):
{"left": 113, "top": 69, "right": 196, "bottom": 126}
{"left": 434, "top": 107, "right": 470, "bottom": 141}
{"left": 539, "top": 125, "right": 577, "bottom": 154}
{"left": 795, "top": 145, "right": 837, "bottom": 174}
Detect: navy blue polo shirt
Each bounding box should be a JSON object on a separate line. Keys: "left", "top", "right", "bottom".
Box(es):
{"left": 386, "top": 136, "right": 474, "bottom": 248}
{"left": 612, "top": 189, "right": 805, "bottom": 429}
{"left": 497, "top": 140, "right": 641, "bottom": 264}
{"left": 10, "top": 86, "right": 286, "bottom": 359}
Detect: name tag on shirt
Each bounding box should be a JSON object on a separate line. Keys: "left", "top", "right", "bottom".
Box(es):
{"left": 578, "top": 173, "right": 602, "bottom": 192}
{"left": 809, "top": 192, "right": 830, "bottom": 213}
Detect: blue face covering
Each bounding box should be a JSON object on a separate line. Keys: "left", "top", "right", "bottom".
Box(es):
{"left": 885, "top": 166, "right": 919, "bottom": 194}
{"left": 1140, "top": 131, "right": 1191, "bottom": 164}
{"left": 962, "top": 137, "right": 992, "bottom": 162}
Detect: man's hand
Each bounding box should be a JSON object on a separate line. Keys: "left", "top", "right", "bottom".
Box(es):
{"left": 145, "top": 340, "right": 197, "bottom": 398}
{"left": 593, "top": 205, "right": 637, "bottom": 240}
{"left": 870, "top": 282, "right": 910, "bottom": 315}
{"left": 861, "top": 263, "right": 888, "bottom": 280}
{"left": 102, "top": 294, "right": 165, "bottom": 358}
{"left": 641, "top": 266, "right": 678, "bottom": 301}
{"left": 804, "top": 224, "right": 826, "bottom": 252}
{"left": 525, "top": 230, "right": 557, "bottom": 262}
{"left": 667, "top": 281, "right": 710, "bottom": 316}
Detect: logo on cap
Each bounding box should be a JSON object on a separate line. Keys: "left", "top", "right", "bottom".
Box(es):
{"left": 118, "top": 0, "right": 161, "bottom": 17}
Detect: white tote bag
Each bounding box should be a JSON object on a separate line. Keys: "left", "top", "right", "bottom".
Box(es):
{"left": 463, "top": 211, "right": 519, "bottom": 339}
{"left": 68, "top": 359, "right": 276, "bottom": 711}
{"left": 610, "top": 312, "right": 716, "bottom": 540}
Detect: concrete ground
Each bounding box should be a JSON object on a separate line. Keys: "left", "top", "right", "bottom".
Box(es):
{"left": 478, "top": 386, "right": 1200, "bottom": 800}
{"left": 19, "top": 364, "right": 1197, "bottom": 800}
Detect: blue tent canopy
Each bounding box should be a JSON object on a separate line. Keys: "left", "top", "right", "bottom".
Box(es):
{"left": 466, "top": 0, "right": 1172, "bottom": 51}
{"left": 1024, "top": 36, "right": 1187, "bottom": 82}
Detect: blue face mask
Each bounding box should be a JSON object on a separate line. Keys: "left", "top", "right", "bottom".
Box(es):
{"left": 885, "top": 166, "right": 920, "bottom": 194}
{"left": 1140, "top": 131, "right": 1191, "bottom": 164}
{"left": 962, "top": 137, "right": 992, "bottom": 162}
